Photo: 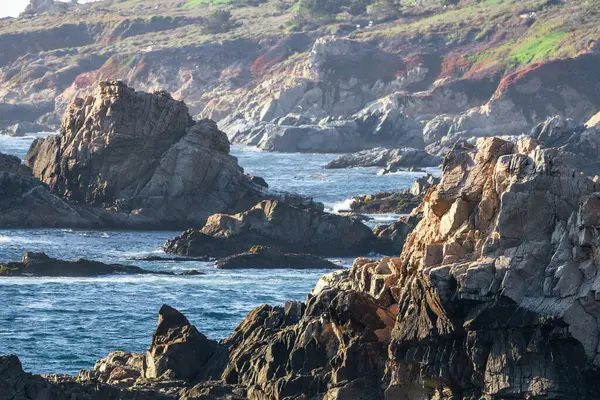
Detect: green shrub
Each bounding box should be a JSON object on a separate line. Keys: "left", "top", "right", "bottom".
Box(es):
{"left": 204, "top": 9, "right": 236, "bottom": 33}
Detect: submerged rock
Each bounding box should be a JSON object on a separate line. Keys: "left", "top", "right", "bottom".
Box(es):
{"left": 163, "top": 200, "right": 375, "bottom": 257}
{"left": 24, "top": 81, "right": 266, "bottom": 229}
{"left": 0, "top": 252, "right": 197, "bottom": 277}
{"left": 216, "top": 246, "right": 339, "bottom": 269}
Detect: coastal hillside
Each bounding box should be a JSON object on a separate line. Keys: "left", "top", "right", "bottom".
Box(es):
{"left": 1, "top": 0, "right": 599, "bottom": 152}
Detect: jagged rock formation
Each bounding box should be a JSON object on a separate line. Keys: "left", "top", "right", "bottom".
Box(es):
{"left": 5, "top": 136, "right": 600, "bottom": 399}
{"left": 163, "top": 199, "right": 376, "bottom": 257}
{"left": 0, "top": 354, "right": 173, "bottom": 400}
{"left": 24, "top": 81, "right": 266, "bottom": 229}
{"left": 532, "top": 115, "right": 600, "bottom": 176}
{"left": 9, "top": 134, "right": 600, "bottom": 398}
{"left": 324, "top": 147, "right": 441, "bottom": 170}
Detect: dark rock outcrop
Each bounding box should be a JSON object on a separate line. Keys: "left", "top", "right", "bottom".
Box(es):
{"left": 348, "top": 173, "right": 439, "bottom": 214}
{"left": 324, "top": 147, "right": 441, "bottom": 170}
{"left": 0, "top": 252, "right": 165, "bottom": 277}
{"left": 216, "top": 246, "right": 339, "bottom": 269}
{"left": 0, "top": 158, "right": 137, "bottom": 229}
{"left": 350, "top": 190, "right": 422, "bottom": 214}
{"left": 7, "top": 137, "right": 600, "bottom": 399}
{"left": 143, "top": 305, "right": 226, "bottom": 381}
{"left": 163, "top": 200, "right": 376, "bottom": 257}
{"left": 533, "top": 115, "right": 600, "bottom": 176}
{"left": 0, "top": 153, "right": 31, "bottom": 176}
{"left": 24, "top": 81, "right": 266, "bottom": 229}
{"left": 373, "top": 213, "right": 421, "bottom": 254}
{"left": 0, "top": 354, "right": 172, "bottom": 400}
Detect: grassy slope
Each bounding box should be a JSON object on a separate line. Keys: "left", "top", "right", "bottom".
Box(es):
{"left": 0, "top": 0, "right": 598, "bottom": 83}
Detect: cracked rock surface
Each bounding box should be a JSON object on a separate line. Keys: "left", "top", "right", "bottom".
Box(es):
{"left": 24, "top": 80, "right": 266, "bottom": 229}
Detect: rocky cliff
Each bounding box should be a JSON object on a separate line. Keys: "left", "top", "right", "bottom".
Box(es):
{"left": 5, "top": 136, "right": 600, "bottom": 399}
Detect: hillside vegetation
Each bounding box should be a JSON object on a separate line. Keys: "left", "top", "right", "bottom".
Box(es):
{"left": 0, "top": 0, "right": 599, "bottom": 152}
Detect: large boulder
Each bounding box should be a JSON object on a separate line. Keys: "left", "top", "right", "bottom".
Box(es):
{"left": 0, "top": 153, "right": 31, "bottom": 176}
{"left": 25, "top": 81, "right": 266, "bottom": 229}
{"left": 143, "top": 305, "right": 225, "bottom": 381}
{"left": 0, "top": 154, "right": 120, "bottom": 229}
{"left": 163, "top": 200, "right": 376, "bottom": 257}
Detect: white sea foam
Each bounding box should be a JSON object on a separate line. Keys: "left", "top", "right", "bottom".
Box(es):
{"left": 0, "top": 235, "right": 11, "bottom": 243}
{"left": 326, "top": 198, "right": 355, "bottom": 213}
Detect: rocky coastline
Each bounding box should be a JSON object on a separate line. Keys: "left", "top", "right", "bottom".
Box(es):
{"left": 5, "top": 136, "right": 600, "bottom": 399}
{"left": 4, "top": 1, "right": 600, "bottom": 398}
{"left": 0, "top": 81, "right": 327, "bottom": 231}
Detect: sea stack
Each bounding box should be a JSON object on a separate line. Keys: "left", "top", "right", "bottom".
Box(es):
{"left": 24, "top": 81, "right": 267, "bottom": 229}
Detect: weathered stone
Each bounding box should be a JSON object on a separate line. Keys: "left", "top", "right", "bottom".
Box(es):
{"left": 144, "top": 305, "right": 225, "bottom": 381}
{"left": 164, "top": 200, "right": 375, "bottom": 257}
{"left": 324, "top": 147, "right": 441, "bottom": 170}
{"left": 24, "top": 81, "right": 266, "bottom": 229}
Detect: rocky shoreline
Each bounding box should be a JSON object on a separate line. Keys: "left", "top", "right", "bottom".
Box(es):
{"left": 4, "top": 1, "right": 600, "bottom": 398}
{"left": 5, "top": 136, "right": 600, "bottom": 399}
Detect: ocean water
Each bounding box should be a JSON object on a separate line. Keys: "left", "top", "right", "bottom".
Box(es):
{"left": 0, "top": 134, "right": 439, "bottom": 374}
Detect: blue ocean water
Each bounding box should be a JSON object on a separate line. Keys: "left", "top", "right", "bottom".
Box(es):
{"left": 0, "top": 134, "right": 439, "bottom": 374}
